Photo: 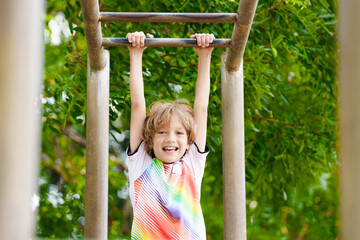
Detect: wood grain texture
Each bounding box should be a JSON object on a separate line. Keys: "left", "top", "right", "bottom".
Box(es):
{"left": 100, "top": 12, "right": 237, "bottom": 23}
{"left": 225, "top": 0, "right": 258, "bottom": 72}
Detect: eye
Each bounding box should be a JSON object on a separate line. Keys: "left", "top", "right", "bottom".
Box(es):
{"left": 176, "top": 131, "right": 185, "bottom": 135}
{"left": 158, "top": 131, "right": 166, "bottom": 135}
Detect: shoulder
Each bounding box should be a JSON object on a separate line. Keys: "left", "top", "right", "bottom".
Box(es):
{"left": 126, "top": 141, "right": 153, "bottom": 182}
{"left": 182, "top": 142, "right": 209, "bottom": 174}
{"left": 127, "top": 140, "right": 146, "bottom": 158}
{"left": 187, "top": 142, "right": 210, "bottom": 158}
{"left": 182, "top": 143, "right": 210, "bottom": 196}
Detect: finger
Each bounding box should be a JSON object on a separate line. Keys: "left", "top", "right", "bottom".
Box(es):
{"left": 210, "top": 33, "right": 215, "bottom": 43}
{"left": 201, "top": 34, "right": 206, "bottom": 48}
{"left": 126, "top": 33, "right": 132, "bottom": 43}
{"left": 140, "top": 32, "right": 146, "bottom": 46}
{"left": 131, "top": 34, "right": 136, "bottom": 46}
{"left": 205, "top": 34, "right": 210, "bottom": 47}
{"left": 190, "top": 33, "right": 197, "bottom": 39}
{"left": 197, "top": 34, "right": 202, "bottom": 46}
{"left": 140, "top": 33, "right": 146, "bottom": 47}
{"left": 135, "top": 32, "right": 141, "bottom": 46}
{"left": 147, "top": 33, "right": 154, "bottom": 38}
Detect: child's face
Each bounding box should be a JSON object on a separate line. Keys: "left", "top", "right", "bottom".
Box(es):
{"left": 152, "top": 117, "right": 190, "bottom": 163}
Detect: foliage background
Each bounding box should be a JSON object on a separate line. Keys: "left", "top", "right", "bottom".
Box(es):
{"left": 39, "top": 0, "right": 339, "bottom": 239}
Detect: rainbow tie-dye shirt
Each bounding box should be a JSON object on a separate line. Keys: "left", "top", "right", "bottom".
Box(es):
{"left": 127, "top": 141, "right": 209, "bottom": 240}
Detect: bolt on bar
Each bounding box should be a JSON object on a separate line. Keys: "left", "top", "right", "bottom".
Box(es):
{"left": 102, "top": 38, "right": 231, "bottom": 48}
{"left": 100, "top": 12, "right": 237, "bottom": 23}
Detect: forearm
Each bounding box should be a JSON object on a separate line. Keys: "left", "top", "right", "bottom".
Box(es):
{"left": 129, "top": 50, "right": 146, "bottom": 152}
{"left": 193, "top": 51, "right": 212, "bottom": 151}
{"left": 130, "top": 51, "right": 146, "bottom": 109}
{"left": 127, "top": 31, "right": 153, "bottom": 152}
{"left": 194, "top": 52, "right": 212, "bottom": 110}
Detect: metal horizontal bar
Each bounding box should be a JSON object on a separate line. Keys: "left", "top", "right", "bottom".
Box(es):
{"left": 100, "top": 12, "right": 237, "bottom": 23}
{"left": 102, "top": 38, "right": 231, "bottom": 48}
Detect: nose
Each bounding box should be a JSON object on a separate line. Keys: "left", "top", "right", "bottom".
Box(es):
{"left": 166, "top": 131, "right": 176, "bottom": 142}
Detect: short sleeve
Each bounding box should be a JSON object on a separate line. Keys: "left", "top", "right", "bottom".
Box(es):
{"left": 182, "top": 143, "right": 209, "bottom": 197}
{"left": 126, "top": 141, "right": 153, "bottom": 206}
{"left": 126, "top": 141, "right": 153, "bottom": 183}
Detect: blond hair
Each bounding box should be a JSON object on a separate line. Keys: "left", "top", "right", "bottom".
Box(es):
{"left": 143, "top": 99, "right": 196, "bottom": 157}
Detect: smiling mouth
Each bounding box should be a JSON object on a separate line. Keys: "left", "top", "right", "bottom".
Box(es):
{"left": 163, "top": 147, "right": 178, "bottom": 152}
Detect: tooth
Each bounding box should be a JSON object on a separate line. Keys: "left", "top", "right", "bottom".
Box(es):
{"left": 164, "top": 147, "right": 176, "bottom": 151}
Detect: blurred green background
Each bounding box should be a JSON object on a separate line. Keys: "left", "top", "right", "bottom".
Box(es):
{"left": 39, "top": 0, "right": 339, "bottom": 239}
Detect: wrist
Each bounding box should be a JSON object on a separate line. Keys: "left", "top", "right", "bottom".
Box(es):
{"left": 198, "top": 53, "right": 212, "bottom": 64}
{"left": 130, "top": 49, "right": 144, "bottom": 55}
{"left": 198, "top": 51, "right": 212, "bottom": 58}
{"left": 130, "top": 50, "right": 144, "bottom": 58}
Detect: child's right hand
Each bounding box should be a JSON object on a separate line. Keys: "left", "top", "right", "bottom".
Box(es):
{"left": 191, "top": 33, "right": 215, "bottom": 55}
{"left": 126, "top": 31, "right": 154, "bottom": 53}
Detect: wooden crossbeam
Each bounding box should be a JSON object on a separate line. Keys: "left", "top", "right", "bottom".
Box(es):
{"left": 102, "top": 38, "right": 231, "bottom": 48}
{"left": 100, "top": 12, "right": 237, "bottom": 23}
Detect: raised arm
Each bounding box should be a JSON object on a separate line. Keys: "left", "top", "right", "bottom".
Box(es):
{"left": 128, "top": 32, "right": 153, "bottom": 153}
{"left": 191, "top": 33, "right": 215, "bottom": 152}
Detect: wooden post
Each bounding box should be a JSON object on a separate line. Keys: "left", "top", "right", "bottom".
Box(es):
{"left": 226, "top": 0, "right": 258, "bottom": 72}
{"left": 81, "top": 0, "right": 109, "bottom": 237}
{"left": 221, "top": 52, "right": 246, "bottom": 239}
{"left": 222, "top": 0, "right": 257, "bottom": 239}
{"left": 80, "top": 0, "right": 106, "bottom": 70}
{"left": 84, "top": 50, "right": 109, "bottom": 239}
{"left": 0, "top": 0, "right": 43, "bottom": 239}
{"left": 339, "top": 1, "right": 360, "bottom": 239}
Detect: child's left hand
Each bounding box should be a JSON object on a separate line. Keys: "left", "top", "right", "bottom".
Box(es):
{"left": 126, "top": 31, "right": 154, "bottom": 54}
{"left": 191, "top": 33, "right": 215, "bottom": 54}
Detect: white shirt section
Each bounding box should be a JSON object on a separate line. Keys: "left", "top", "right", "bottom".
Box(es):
{"left": 126, "top": 142, "right": 153, "bottom": 206}
{"left": 181, "top": 143, "right": 209, "bottom": 197}
{"left": 126, "top": 141, "right": 209, "bottom": 208}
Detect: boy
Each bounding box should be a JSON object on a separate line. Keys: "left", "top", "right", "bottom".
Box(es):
{"left": 126, "top": 31, "right": 214, "bottom": 239}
